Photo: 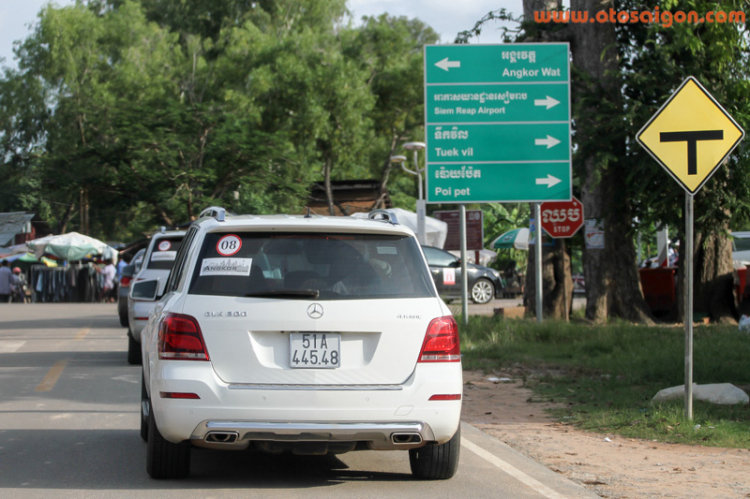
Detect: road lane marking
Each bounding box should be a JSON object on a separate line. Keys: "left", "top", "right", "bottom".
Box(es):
{"left": 462, "top": 437, "right": 568, "bottom": 499}
{"left": 35, "top": 360, "right": 68, "bottom": 392}
{"left": 74, "top": 328, "right": 90, "bottom": 341}
{"left": 0, "top": 341, "right": 25, "bottom": 353}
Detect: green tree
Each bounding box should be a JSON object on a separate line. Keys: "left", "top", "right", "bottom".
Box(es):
{"left": 618, "top": 0, "right": 750, "bottom": 323}
{"left": 461, "top": 0, "right": 750, "bottom": 323}
{"left": 342, "top": 14, "right": 439, "bottom": 209}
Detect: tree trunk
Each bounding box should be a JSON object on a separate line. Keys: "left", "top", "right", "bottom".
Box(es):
{"left": 571, "top": 0, "right": 653, "bottom": 324}
{"left": 678, "top": 226, "right": 737, "bottom": 325}
{"left": 57, "top": 200, "right": 77, "bottom": 235}
{"left": 525, "top": 238, "right": 572, "bottom": 319}
{"left": 323, "top": 156, "right": 335, "bottom": 216}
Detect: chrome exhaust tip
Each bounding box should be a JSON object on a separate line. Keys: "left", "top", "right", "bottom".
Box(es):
{"left": 391, "top": 433, "right": 422, "bottom": 445}
{"left": 205, "top": 431, "right": 239, "bottom": 444}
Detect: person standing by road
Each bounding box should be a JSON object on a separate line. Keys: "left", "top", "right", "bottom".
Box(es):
{"left": 11, "top": 267, "right": 27, "bottom": 303}
{"left": 116, "top": 256, "right": 128, "bottom": 279}
{"left": 0, "top": 260, "right": 17, "bottom": 303}
{"left": 98, "top": 259, "right": 117, "bottom": 303}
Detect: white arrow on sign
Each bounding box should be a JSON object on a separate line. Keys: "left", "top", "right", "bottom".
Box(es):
{"left": 536, "top": 174, "right": 562, "bottom": 188}
{"left": 435, "top": 57, "right": 461, "bottom": 72}
{"left": 534, "top": 135, "right": 561, "bottom": 149}
{"left": 534, "top": 96, "right": 560, "bottom": 109}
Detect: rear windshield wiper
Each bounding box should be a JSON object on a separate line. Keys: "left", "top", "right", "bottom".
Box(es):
{"left": 244, "top": 290, "right": 320, "bottom": 299}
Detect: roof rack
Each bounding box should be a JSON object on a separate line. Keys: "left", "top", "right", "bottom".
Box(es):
{"left": 199, "top": 206, "right": 226, "bottom": 222}
{"left": 368, "top": 209, "right": 399, "bottom": 225}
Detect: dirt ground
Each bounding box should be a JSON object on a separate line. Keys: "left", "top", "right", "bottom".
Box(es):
{"left": 461, "top": 370, "right": 750, "bottom": 498}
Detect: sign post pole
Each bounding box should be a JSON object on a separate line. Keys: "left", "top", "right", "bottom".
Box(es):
{"left": 460, "top": 205, "right": 469, "bottom": 325}
{"left": 535, "top": 203, "right": 543, "bottom": 323}
{"left": 685, "top": 193, "right": 694, "bottom": 420}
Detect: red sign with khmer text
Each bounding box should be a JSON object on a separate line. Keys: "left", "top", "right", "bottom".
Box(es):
{"left": 540, "top": 196, "right": 584, "bottom": 238}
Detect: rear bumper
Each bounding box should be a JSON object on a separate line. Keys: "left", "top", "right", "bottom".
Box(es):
{"left": 191, "top": 420, "right": 435, "bottom": 451}
{"left": 149, "top": 362, "right": 462, "bottom": 447}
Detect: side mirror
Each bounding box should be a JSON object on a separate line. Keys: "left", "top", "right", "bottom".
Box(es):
{"left": 131, "top": 279, "right": 160, "bottom": 301}
{"left": 450, "top": 259, "right": 461, "bottom": 268}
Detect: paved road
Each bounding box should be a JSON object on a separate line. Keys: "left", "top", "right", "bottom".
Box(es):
{"left": 0, "top": 304, "right": 597, "bottom": 498}
{"left": 449, "top": 296, "right": 586, "bottom": 317}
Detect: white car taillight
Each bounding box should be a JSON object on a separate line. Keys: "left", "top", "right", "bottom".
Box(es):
{"left": 418, "top": 316, "right": 461, "bottom": 362}
{"left": 158, "top": 313, "right": 210, "bottom": 361}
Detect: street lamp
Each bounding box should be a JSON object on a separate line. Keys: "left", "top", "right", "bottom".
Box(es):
{"left": 402, "top": 142, "right": 426, "bottom": 244}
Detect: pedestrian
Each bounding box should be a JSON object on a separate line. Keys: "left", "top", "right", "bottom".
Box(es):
{"left": 11, "top": 267, "right": 27, "bottom": 303}
{"left": 0, "top": 260, "right": 17, "bottom": 303}
{"left": 116, "top": 255, "right": 128, "bottom": 279}
{"left": 97, "top": 259, "right": 117, "bottom": 303}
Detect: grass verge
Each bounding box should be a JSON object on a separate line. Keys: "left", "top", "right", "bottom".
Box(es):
{"left": 459, "top": 315, "right": 750, "bottom": 448}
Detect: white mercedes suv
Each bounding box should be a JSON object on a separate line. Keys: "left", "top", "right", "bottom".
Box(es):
{"left": 134, "top": 207, "right": 462, "bottom": 480}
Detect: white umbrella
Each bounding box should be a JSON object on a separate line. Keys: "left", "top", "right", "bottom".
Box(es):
{"left": 27, "top": 232, "right": 118, "bottom": 262}
{"left": 492, "top": 228, "right": 530, "bottom": 250}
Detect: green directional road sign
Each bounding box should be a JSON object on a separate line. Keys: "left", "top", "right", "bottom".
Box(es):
{"left": 424, "top": 43, "right": 571, "bottom": 203}
{"left": 428, "top": 123, "right": 570, "bottom": 162}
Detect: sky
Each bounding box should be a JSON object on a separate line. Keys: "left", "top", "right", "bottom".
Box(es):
{"left": 0, "top": 0, "right": 520, "bottom": 69}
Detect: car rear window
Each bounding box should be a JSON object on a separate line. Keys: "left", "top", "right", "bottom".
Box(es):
{"left": 734, "top": 236, "right": 750, "bottom": 252}
{"left": 146, "top": 237, "right": 184, "bottom": 270}
{"left": 188, "top": 232, "right": 436, "bottom": 300}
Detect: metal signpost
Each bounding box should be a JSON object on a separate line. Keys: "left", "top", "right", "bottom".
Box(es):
{"left": 424, "top": 43, "right": 572, "bottom": 323}
{"left": 637, "top": 76, "right": 745, "bottom": 419}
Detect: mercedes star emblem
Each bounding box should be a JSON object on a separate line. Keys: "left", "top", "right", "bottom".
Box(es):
{"left": 307, "top": 303, "right": 324, "bottom": 319}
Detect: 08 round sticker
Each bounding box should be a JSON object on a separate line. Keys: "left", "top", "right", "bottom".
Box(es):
{"left": 158, "top": 240, "right": 171, "bottom": 251}
{"left": 216, "top": 234, "right": 242, "bottom": 256}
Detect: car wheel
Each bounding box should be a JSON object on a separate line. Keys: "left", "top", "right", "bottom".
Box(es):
{"left": 140, "top": 375, "right": 149, "bottom": 442}
{"left": 127, "top": 331, "right": 142, "bottom": 365}
{"left": 471, "top": 279, "right": 494, "bottom": 304}
{"left": 118, "top": 306, "right": 128, "bottom": 327}
{"left": 146, "top": 407, "right": 191, "bottom": 479}
{"left": 409, "top": 425, "right": 460, "bottom": 480}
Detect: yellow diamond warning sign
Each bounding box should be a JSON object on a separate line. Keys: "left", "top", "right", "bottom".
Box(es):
{"left": 637, "top": 76, "right": 744, "bottom": 194}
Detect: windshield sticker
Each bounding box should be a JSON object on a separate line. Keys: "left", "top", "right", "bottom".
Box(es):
{"left": 151, "top": 251, "right": 177, "bottom": 262}
{"left": 200, "top": 258, "right": 253, "bottom": 277}
{"left": 376, "top": 246, "right": 398, "bottom": 255}
{"left": 443, "top": 268, "right": 456, "bottom": 285}
{"left": 216, "top": 234, "right": 242, "bottom": 256}
{"left": 157, "top": 240, "right": 172, "bottom": 251}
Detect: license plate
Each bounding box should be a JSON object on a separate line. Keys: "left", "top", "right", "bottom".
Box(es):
{"left": 289, "top": 333, "right": 341, "bottom": 369}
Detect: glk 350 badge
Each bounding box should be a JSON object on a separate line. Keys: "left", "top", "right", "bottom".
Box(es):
{"left": 205, "top": 311, "right": 247, "bottom": 317}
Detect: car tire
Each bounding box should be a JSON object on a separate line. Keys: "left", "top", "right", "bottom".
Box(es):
{"left": 471, "top": 278, "right": 494, "bottom": 304}
{"left": 409, "top": 425, "right": 460, "bottom": 480}
{"left": 146, "top": 407, "right": 191, "bottom": 479}
{"left": 127, "top": 331, "right": 142, "bottom": 365}
{"left": 140, "top": 375, "right": 149, "bottom": 442}
{"left": 118, "top": 306, "right": 128, "bottom": 327}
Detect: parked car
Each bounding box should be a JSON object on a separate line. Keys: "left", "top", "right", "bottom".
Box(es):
{"left": 133, "top": 207, "right": 462, "bottom": 480}
{"left": 732, "top": 231, "right": 750, "bottom": 264}
{"left": 127, "top": 230, "right": 186, "bottom": 365}
{"left": 118, "top": 249, "right": 145, "bottom": 327}
{"left": 421, "top": 246, "right": 503, "bottom": 304}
